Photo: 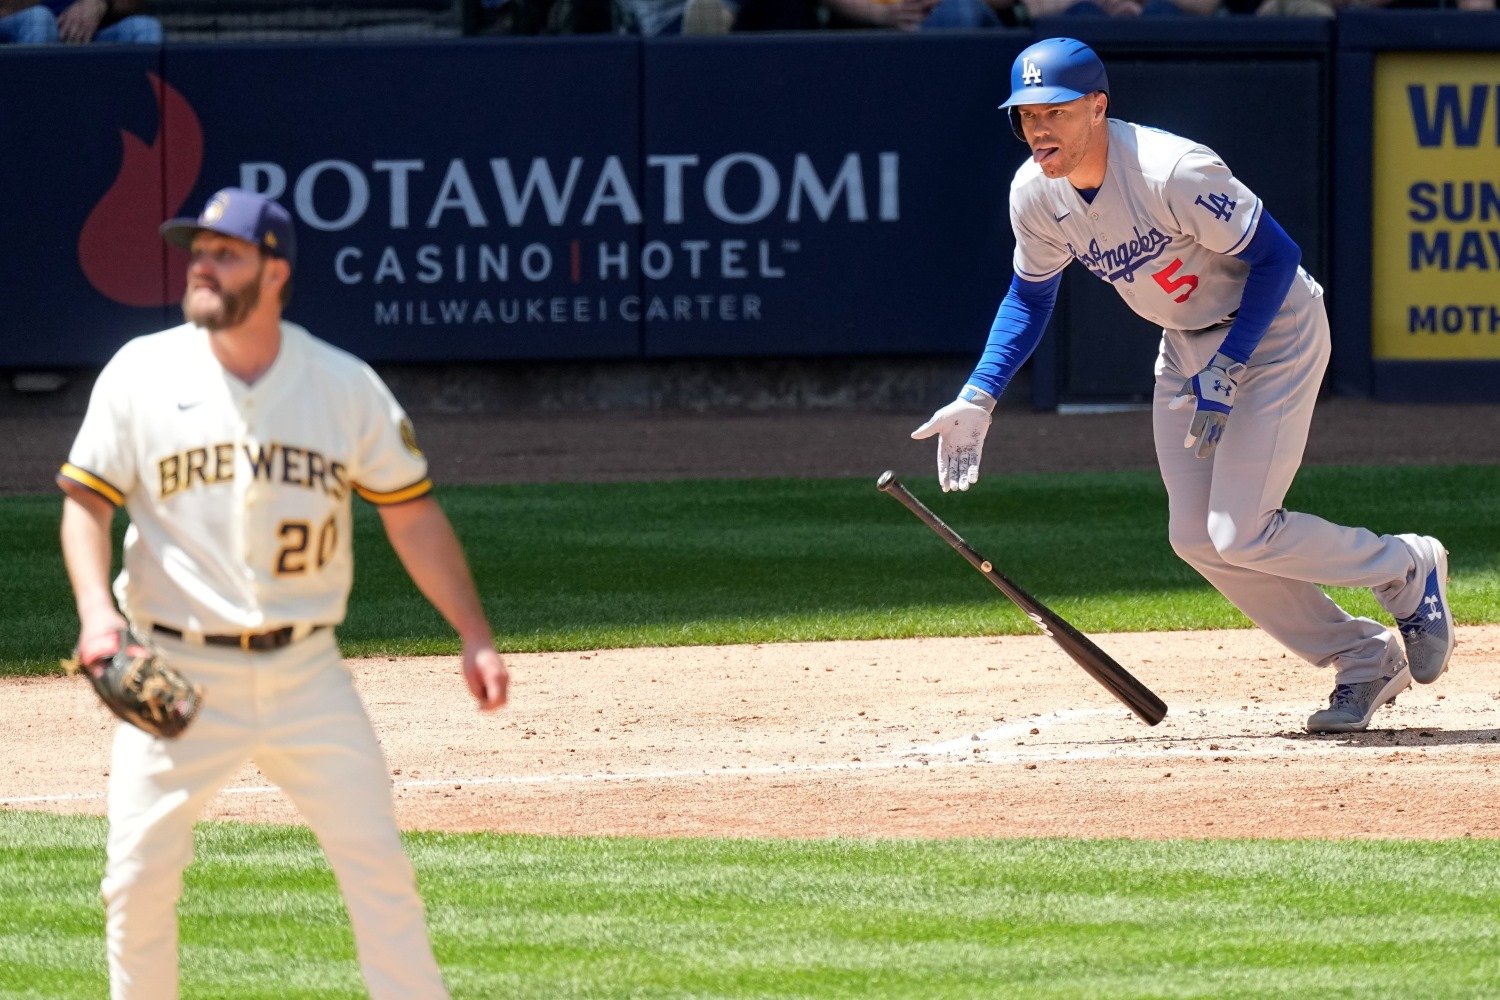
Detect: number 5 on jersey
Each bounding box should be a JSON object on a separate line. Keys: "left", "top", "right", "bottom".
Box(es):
{"left": 1153, "top": 258, "right": 1199, "bottom": 303}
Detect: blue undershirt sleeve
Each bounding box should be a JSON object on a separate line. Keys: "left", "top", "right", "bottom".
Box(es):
{"left": 965, "top": 273, "right": 1062, "bottom": 400}
{"left": 1215, "top": 208, "right": 1300, "bottom": 365}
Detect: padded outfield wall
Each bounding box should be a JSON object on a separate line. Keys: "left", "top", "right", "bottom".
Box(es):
{"left": 0, "top": 15, "right": 1495, "bottom": 404}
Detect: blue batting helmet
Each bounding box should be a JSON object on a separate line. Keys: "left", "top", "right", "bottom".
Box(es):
{"left": 999, "top": 37, "right": 1109, "bottom": 140}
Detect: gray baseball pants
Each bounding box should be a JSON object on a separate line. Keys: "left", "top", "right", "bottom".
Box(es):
{"left": 1153, "top": 273, "right": 1418, "bottom": 684}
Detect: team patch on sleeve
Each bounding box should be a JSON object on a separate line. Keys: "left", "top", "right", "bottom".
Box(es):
{"left": 399, "top": 418, "right": 423, "bottom": 459}
{"left": 354, "top": 477, "right": 433, "bottom": 505}
{"left": 57, "top": 463, "right": 125, "bottom": 506}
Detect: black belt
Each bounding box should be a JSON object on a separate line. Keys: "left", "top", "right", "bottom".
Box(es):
{"left": 1184, "top": 309, "right": 1238, "bottom": 335}
{"left": 153, "top": 624, "right": 325, "bottom": 651}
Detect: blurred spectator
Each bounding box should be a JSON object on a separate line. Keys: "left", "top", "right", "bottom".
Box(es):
{"left": 682, "top": 0, "right": 737, "bottom": 30}
{"left": 0, "top": 0, "right": 161, "bottom": 43}
{"left": 0, "top": 0, "right": 56, "bottom": 40}
{"left": 628, "top": 0, "right": 685, "bottom": 31}
{"left": 1022, "top": 0, "right": 1219, "bottom": 14}
{"left": 1230, "top": 0, "right": 1327, "bottom": 11}
{"left": 688, "top": 0, "right": 1028, "bottom": 30}
{"left": 1241, "top": 0, "right": 1493, "bottom": 14}
{"left": 622, "top": 0, "right": 735, "bottom": 34}
{"left": 475, "top": 0, "right": 638, "bottom": 32}
{"left": 730, "top": 0, "right": 819, "bottom": 28}
{"left": 1238, "top": 0, "right": 1332, "bottom": 14}
{"left": 822, "top": 0, "right": 1020, "bottom": 28}
{"left": 52, "top": 0, "right": 161, "bottom": 41}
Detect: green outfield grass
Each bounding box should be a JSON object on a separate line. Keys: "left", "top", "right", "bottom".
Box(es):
{"left": 6, "top": 464, "right": 1498, "bottom": 672}
{"left": 3, "top": 810, "right": 1500, "bottom": 999}
{"left": 7, "top": 465, "right": 1500, "bottom": 997}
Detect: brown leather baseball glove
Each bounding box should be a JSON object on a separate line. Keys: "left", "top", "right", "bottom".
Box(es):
{"left": 62, "top": 627, "right": 203, "bottom": 739}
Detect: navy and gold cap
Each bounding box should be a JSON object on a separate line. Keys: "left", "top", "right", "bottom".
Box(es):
{"left": 160, "top": 188, "right": 296, "bottom": 268}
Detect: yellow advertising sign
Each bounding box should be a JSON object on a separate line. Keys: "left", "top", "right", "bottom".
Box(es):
{"left": 1372, "top": 53, "right": 1500, "bottom": 360}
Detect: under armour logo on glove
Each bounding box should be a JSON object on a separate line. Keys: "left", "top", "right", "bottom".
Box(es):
{"left": 1168, "top": 352, "right": 1247, "bottom": 459}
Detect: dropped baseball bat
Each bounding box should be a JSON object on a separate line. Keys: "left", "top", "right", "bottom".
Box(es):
{"left": 877, "top": 471, "right": 1167, "bottom": 726}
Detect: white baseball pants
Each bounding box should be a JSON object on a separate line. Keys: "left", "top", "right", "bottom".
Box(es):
{"left": 100, "top": 629, "right": 448, "bottom": 999}
{"left": 1154, "top": 277, "right": 1417, "bottom": 684}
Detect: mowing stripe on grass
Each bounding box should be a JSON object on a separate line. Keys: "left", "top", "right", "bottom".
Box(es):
{"left": 7, "top": 465, "right": 1500, "bottom": 673}
{"left": 6, "top": 811, "right": 1500, "bottom": 999}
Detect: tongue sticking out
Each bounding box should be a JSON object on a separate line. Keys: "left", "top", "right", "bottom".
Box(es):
{"left": 1033, "top": 147, "right": 1058, "bottom": 166}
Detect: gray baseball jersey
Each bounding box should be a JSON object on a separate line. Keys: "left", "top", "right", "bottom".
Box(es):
{"left": 1009, "top": 118, "right": 1317, "bottom": 332}
{"left": 1003, "top": 119, "right": 1418, "bottom": 690}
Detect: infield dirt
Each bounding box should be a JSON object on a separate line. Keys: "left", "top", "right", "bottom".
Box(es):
{"left": 4, "top": 399, "right": 1496, "bottom": 839}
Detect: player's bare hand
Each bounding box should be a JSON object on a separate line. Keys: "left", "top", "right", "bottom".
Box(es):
{"left": 76, "top": 610, "right": 131, "bottom": 670}
{"left": 1168, "top": 352, "right": 1246, "bottom": 459}
{"left": 911, "top": 393, "right": 993, "bottom": 492}
{"left": 463, "top": 646, "right": 509, "bottom": 711}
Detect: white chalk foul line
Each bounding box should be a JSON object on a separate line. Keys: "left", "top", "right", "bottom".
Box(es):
{"left": 1, "top": 791, "right": 106, "bottom": 806}
{"left": 904, "top": 709, "right": 1110, "bottom": 755}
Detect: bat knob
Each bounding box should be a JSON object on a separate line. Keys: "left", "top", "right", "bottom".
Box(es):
{"left": 876, "top": 471, "right": 897, "bottom": 492}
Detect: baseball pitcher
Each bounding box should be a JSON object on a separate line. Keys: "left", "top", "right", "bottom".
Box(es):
{"left": 57, "top": 188, "right": 508, "bottom": 999}
{"left": 913, "top": 38, "right": 1455, "bottom": 734}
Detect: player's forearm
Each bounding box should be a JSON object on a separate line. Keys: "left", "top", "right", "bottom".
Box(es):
{"left": 1219, "top": 209, "right": 1300, "bottom": 363}
{"left": 967, "top": 273, "right": 1060, "bottom": 399}
{"left": 59, "top": 493, "right": 122, "bottom": 626}
{"left": 379, "top": 497, "right": 495, "bottom": 648}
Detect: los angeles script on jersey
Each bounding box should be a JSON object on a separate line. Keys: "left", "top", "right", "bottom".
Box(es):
{"left": 1066, "top": 224, "right": 1171, "bottom": 284}
{"left": 158, "top": 442, "right": 349, "bottom": 501}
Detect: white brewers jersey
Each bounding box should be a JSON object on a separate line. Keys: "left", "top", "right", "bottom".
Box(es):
{"left": 60, "top": 321, "right": 431, "bottom": 634}
{"left": 1010, "top": 118, "right": 1318, "bottom": 332}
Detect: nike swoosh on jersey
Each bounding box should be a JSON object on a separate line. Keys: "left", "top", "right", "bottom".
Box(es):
{"left": 177, "top": 400, "right": 202, "bottom": 411}
{"left": 1054, "top": 212, "right": 1070, "bottom": 223}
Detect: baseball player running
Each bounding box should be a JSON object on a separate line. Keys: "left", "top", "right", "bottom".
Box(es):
{"left": 57, "top": 188, "right": 508, "bottom": 999}
{"left": 912, "top": 38, "right": 1455, "bottom": 734}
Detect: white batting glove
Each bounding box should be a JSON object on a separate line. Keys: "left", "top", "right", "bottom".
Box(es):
{"left": 1167, "top": 352, "right": 1247, "bottom": 459}
{"left": 911, "top": 387, "right": 995, "bottom": 492}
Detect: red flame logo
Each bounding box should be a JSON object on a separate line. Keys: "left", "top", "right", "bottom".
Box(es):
{"left": 78, "top": 72, "right": 203, "bottom": 306}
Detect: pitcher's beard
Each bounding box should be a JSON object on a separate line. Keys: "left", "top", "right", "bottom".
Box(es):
{"left": 183, "top": 273, "right": 262, "bottom": 331}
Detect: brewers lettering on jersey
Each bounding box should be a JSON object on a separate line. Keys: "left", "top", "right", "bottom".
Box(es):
{"left": 911, "top": 38, "right": 1456, "bottom": 737}
{"left": 56, "top": 187, "right": 507, "bottom": 1000}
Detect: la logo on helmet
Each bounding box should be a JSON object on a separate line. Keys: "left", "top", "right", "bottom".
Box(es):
{"left": 1021, "top": 58, "right": 1042, "bottom": 86}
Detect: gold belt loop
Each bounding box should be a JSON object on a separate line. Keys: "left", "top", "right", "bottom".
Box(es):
{"left": 240, "top": 632, "right": 253, "bottom": 652}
